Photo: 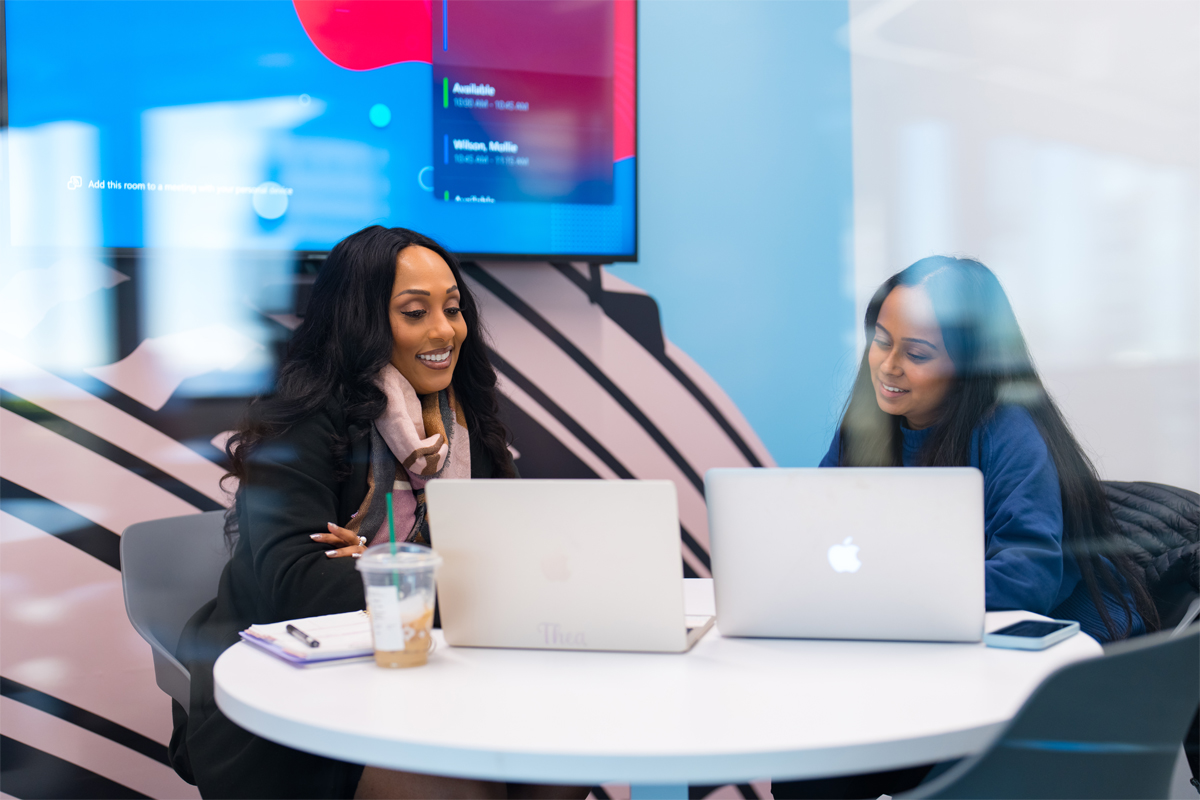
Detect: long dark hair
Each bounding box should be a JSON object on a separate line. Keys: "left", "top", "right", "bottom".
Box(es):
{"left": 836, "top": 255, "right": 1157, "bottom": 639}
{"left": 225, "top": 226, "right": 513, "bottom": 530}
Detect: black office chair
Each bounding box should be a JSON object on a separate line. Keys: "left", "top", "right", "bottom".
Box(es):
{"left": 899, "top": 624, "right": 1199, "bottom": 799}
{"left": 1104, "top": 481, "right": 1199, "bottom": 629}
{"left": 1104, "top": 479, "right": 1200, "bottom": 789}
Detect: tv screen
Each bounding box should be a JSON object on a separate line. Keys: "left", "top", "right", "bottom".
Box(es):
{"left": 4, "top": 0, "right": 637, "bottom": 260}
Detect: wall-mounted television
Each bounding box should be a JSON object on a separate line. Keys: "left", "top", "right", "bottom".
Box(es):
{"left": 4, "top": 0, "right": 637, "bottom": 261}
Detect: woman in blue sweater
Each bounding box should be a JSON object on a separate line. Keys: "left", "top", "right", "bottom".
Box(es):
{"left": 820, "top": 256, "right": 1156, "bottom": 643}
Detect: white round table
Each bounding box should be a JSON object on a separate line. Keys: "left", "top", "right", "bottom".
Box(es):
{"left": 214, "top": 587, "right": 1101, "bottom": 793}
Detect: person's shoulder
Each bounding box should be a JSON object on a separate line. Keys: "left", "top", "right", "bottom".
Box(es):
{"left": 982, "top": 404, "right": 1041, "bottom": 436}
{"left": 818, "top": 431, "right": 841, "bottom": 467}
{"left": 977, "top": 404, "right": 1051, "bottom": 467}
{"left": 984, "top": 402, "right": 1041, "bottom": 441}
{"left": 283, "top": 399, "right": 350, "bottom": 438}
{"left": 247, "top": 396, "right": 349, "bottom": 464}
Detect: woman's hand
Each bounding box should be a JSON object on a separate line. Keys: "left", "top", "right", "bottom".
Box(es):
{"left": 311, "top": 522, "right": 368, "bottom": 558}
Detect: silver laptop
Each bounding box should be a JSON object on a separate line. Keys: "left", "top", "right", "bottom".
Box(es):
{"left": 706, "top": 468, "right": 985, "bottom": 643}
{"left": 426, "top": 479, "right": 715, "bottom": 653}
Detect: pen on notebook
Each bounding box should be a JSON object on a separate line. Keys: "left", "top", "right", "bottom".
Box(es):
{"left": 286, "top": 624, "right": 320, "bottom": 648}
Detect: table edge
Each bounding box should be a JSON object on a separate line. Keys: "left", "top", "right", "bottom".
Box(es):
{"left": 214, "top": 642, "right": 1007, "bottom": 784}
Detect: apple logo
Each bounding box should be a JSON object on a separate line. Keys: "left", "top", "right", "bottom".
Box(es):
{"left": 827, "top": 537, "right": 862, "bottom": 573}
{"left": 540, "top": 552, "right": 571, "bottom": 582}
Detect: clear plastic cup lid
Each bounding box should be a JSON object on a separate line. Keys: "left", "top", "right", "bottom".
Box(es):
{"left": 356, "top": 542, "right": 442, "bottom": 573}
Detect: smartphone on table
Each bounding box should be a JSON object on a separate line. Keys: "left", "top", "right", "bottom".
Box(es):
{"left": 983, "top": 619, "right": 1080, "bottom": 650}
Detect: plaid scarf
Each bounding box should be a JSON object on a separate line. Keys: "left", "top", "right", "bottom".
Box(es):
{"left": 345, "top": 364, "right": 470, "bottom": 546}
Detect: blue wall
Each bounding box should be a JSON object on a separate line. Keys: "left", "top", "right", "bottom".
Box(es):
{"left": 611, "top": 0, "right": 858, "bottom": 468}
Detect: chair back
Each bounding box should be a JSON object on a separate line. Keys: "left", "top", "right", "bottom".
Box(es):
{"left": 120, "top": 510, "right": 229, "bottom": 707}
{"left": 1103, "top": 480, "right": 1199, "bottom": 627}
{"left": 910, "top": 625, "right": 1200, "bottom": 799}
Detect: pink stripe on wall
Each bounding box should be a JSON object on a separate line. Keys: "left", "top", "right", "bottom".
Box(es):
{"left": 592, "top": 267, "right": 776, "bottom": 469}
{"left": 83, "top": 325, "right": 262, "bottom": 412}
{"left": 1, "top": 697, "right": 199, "bottom": 799}
{"left": 468, "top": 277, "right": 714, "bottom": 569}
{"left": 499, "top": 368, "right": 711, "bottom": 577}
{"left": 479, "top": 264, "right": 755, "bottom": 476}
{"left": 0, "top": 350, "right": 230, "bottom": 505}
{"left": 496, "top": 373, "right": 620, "bottom": 480}
{"left": 0, "top": 513, "right": 175, "bottom": 745}
{"left": 0, "top": 408, "right": 199, "bottom": 533}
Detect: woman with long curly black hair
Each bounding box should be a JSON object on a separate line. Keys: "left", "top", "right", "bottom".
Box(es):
{"left": 173, "top": 227, "right": 579, "bottom": 799}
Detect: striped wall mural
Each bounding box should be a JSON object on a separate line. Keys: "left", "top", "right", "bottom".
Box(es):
{"left": 0, "top": 257, "right": 774, "bottom": 799}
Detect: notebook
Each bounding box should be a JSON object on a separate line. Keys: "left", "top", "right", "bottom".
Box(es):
{"left": 240, "top": 610, "right": 374, "bottom": 666}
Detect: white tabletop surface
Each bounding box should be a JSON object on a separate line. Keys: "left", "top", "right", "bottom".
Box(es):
{"left": 214, "top": 580, "right": 1102, "bottom": 785}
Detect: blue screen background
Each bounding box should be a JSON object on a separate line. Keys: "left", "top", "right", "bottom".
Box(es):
{"left": 5, "top": 0, "right": 635, "bottom": 257}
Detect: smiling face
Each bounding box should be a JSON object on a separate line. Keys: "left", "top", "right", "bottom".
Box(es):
{"left": 868, "top": 284, "right": 955, "bottom": 430}
{"left": 388, "top": 246, "right": 468, "bottom": 395}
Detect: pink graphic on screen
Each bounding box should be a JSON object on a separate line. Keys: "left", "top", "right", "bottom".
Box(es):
{"left": 292, "top": 0, "right": 432, "bottom": 70}
{"left": 612, "top": 0, "right": 635, "bottom": 162}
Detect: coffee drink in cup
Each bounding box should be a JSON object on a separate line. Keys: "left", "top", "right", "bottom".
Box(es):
{"left": 357, "top": 543, "right": 442, "bottom": 669}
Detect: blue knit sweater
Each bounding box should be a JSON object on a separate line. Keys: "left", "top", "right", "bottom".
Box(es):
{"left": 819, "top": 405, "right": 1144, "bottom": 642}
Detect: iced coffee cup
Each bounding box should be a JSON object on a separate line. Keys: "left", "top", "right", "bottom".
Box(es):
{"left": 356, "top": 543, "right": 441, "bottom": 668}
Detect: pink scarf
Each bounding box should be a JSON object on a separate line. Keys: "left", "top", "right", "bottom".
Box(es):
{"left": 355, "top": 364, "right": 470, "bottom": 546}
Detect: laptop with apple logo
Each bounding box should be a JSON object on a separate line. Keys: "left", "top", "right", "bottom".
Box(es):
{"left": 426, "top": 479, "right": 715, "bottom": 652}
{"left": 705, "top": 467, "right": 985, "bottom": 643}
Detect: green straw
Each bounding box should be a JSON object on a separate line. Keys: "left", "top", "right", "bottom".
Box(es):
{"left": 385, "top": 491, "right": 397, "bottom": 555}
{"left": 385, "top": 491, "right": 399, "bottom": 588}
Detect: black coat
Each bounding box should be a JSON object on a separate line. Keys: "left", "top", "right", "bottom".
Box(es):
{"left": 174, "top": 402, "right": 512, "bottom": 799}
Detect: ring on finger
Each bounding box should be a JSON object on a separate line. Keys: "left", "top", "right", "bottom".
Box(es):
{"left": 357, "top": 535, "right": 367, "bottom": 547}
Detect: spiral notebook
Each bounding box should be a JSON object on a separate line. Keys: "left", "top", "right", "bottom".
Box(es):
{"left": 239, "top": 610, "right": 374, "bottom": 667}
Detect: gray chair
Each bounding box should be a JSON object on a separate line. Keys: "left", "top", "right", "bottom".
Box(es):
{"left": 120, "top": 510, "right": 230, "bottom": 707}
{"left": 901, "top": 624, "right": 1200, "bottom": 799}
